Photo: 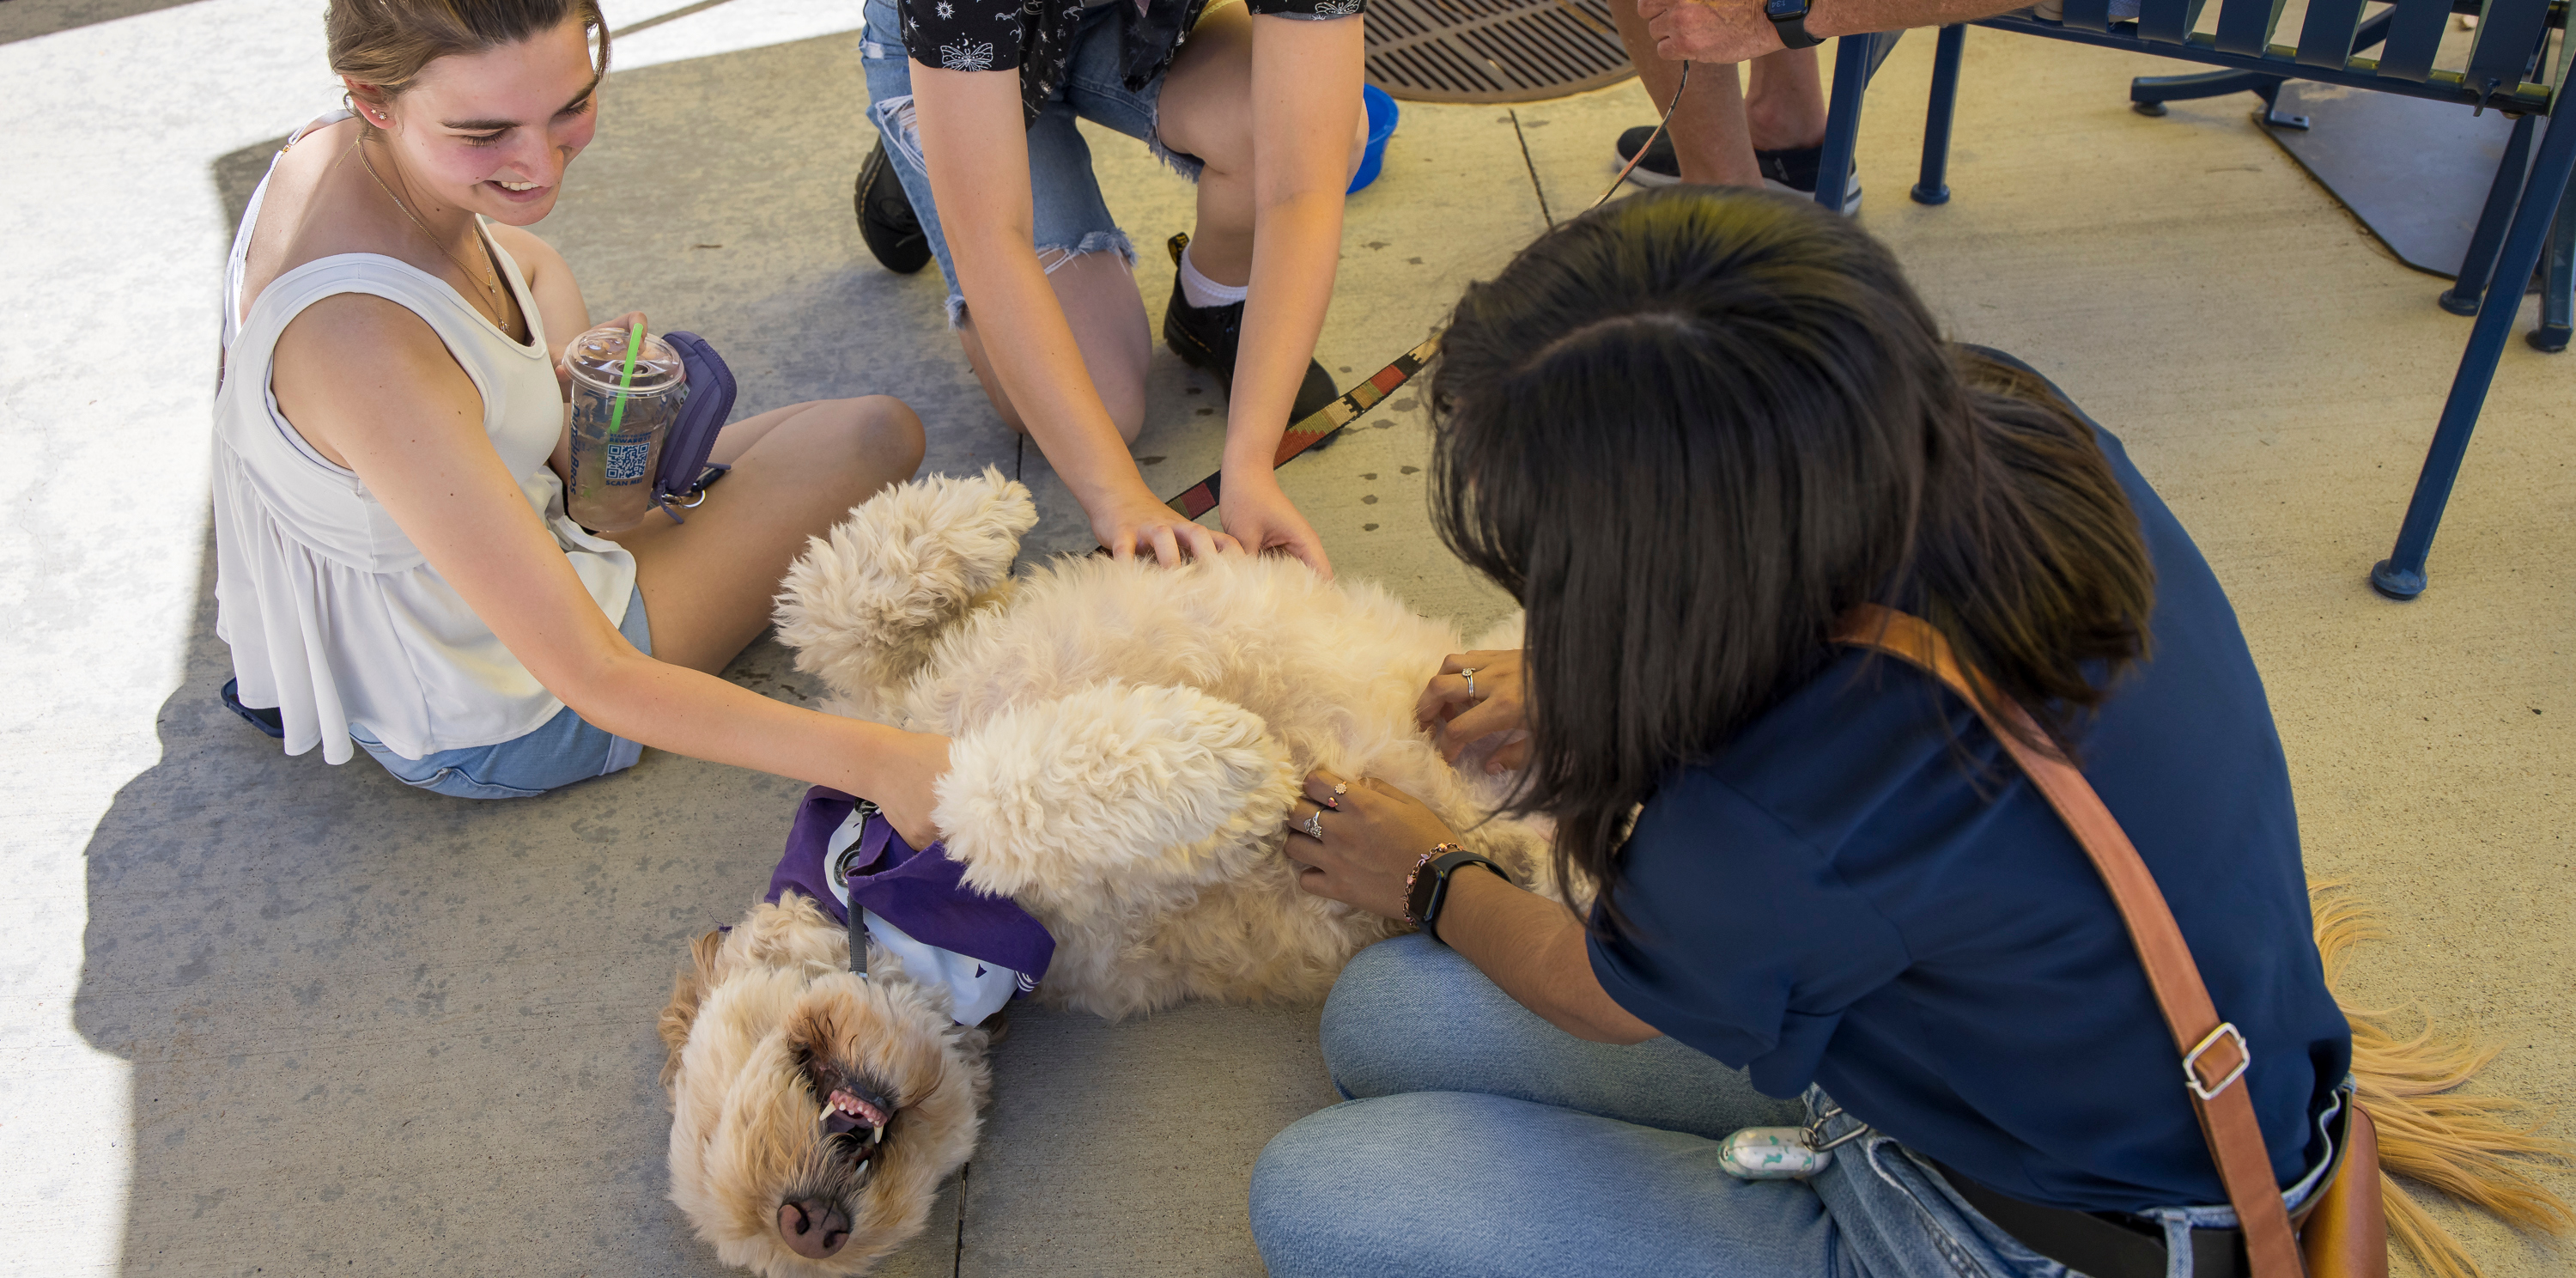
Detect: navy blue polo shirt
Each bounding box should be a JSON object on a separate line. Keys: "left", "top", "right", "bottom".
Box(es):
{"left": 1589, "top": 419, "right": 2351, "bottom": 1214}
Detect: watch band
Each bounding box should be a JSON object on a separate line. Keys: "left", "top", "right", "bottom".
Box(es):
{"left": 1406, "top": 847, "right": 1510, "bottom": 944}
{"left": 1401, "top": 843, "right": 1461, "bottom": 926}
{"left": 1765, "top": 0, "right": 1822, "bottom": 48}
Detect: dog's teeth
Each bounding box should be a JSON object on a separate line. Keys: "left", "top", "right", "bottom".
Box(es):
{"left": 872, "top": 1124, "right": 886, "bottom": 1145}
{"left": 856, "top": 1159, "right": 871, "bottom": 1178}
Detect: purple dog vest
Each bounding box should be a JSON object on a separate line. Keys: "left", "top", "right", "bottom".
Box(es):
{"left": 764, "top": 786, "right": 1054, "bottom": 1021}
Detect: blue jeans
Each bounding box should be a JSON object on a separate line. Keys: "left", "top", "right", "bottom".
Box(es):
{"left": 860, "top": 0, "right": 1193, "bottom": 324}
{"left": 1251, "top": 935, "right": 2339, "bottom": 1278}
{"left": 347, "top": 585, "right": 652, "bottom": 800}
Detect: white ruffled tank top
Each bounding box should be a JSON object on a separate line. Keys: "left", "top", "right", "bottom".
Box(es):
{"left": 212, "top": 113, "right": 636, "bottom": 764}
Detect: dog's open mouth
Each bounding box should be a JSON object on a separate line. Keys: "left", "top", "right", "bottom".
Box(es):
{"left": 805, "top": 1060, "right": 897, "bottom": 1173}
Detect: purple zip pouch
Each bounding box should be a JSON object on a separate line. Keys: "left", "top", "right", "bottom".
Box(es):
{"left": 655, "top": 330, "right": 736, "bottom": 522}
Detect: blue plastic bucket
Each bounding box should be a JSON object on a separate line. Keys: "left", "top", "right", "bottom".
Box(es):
{"left": 1348, "top": 84, "right": 1400, "bottom": 194}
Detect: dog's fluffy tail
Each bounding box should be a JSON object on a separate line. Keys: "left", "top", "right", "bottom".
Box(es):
{"left": 2313, "top": 881, "right": 2573, "bottom": 1278}
{"left": 775, "top": 468, "right": 1036, "bottom": 721}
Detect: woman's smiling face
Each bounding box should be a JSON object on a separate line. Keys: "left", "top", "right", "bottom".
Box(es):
{"left": 356, "top": 15, "right": 601, "bottom": 226}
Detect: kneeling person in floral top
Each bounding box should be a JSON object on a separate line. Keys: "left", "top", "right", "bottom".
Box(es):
{"left": 859, "top": 0, "right": 1370, "bottom": 576}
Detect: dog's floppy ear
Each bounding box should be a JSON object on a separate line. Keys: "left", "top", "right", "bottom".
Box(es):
{"left": 935, "top": 682, "right": 1299, "bottom": 913}
{"left": 774, "top": 467, "right": 1036, "bottom": 721}
{"left": 657, "top": 928, "right": 728, "bottom": 1093}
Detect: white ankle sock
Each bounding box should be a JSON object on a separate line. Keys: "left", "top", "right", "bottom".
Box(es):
{"left": 1177, "top": 244, "right": 1248, "bottom": 309}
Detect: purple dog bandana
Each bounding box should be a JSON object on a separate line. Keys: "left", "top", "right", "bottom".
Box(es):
{"left": 765, "top": 787, "right": 1054, "bottom": 1016}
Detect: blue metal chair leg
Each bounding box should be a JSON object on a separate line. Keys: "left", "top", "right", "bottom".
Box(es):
{"left": 2128, "top": 68, "right": 2285, "bottom": 115}
{"left": 1914, "top": 25, "right": 1967, "bottom": 205}
{"left": 1816, "top": 33, "right": 1885, "bottom": 214}
{"left": 2251, "top": 79, "right": 2309, "bottom": 129}
{"left": 2440, "top": 111, "right": 2537, "bottom": 316}
{"left": 2524, "top": 186, "right": 2574, "bottom": 350}
{"left": 2372, "top": 110, "right": 2576, "bottom": 599}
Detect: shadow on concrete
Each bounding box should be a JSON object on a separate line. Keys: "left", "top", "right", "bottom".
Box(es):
{"left": 69, "top": 526, "right": 835, "bottom": 1275}
{"left": 214, "top": 135, "right": 287, "bottom": 251}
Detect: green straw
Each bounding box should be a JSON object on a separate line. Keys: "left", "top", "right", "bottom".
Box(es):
{"left": 607, "top": 319, "right": 645, "bottom": 435}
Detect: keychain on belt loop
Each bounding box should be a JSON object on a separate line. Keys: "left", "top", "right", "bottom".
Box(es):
{"left": 1718, "top": 1102, "right": 1867, "bottom": 1180}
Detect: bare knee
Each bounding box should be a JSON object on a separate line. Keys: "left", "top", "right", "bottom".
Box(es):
{"left": 858, "top": 395, "right": 927, "bottom": 477}
{"left": 823, "top": 395, "right": 926, "bottom": 492}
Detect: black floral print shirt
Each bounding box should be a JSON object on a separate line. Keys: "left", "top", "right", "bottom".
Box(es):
{"left": 897, "top": 0, "right": 1366, "bottom": 126}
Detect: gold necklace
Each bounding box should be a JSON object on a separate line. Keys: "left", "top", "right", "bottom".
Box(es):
{"left": 352, "top": 133, "right": 512, "bottom": 331}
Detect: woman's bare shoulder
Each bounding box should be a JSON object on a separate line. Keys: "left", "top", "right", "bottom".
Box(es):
{"left": 484, "top": 222, "right": 568, "bottom": 278}
{"left": 237, "top": 117, "right": 416, "bottom": 313}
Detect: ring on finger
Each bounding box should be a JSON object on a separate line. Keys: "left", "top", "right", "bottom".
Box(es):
{"left": 1302, "top": 811, "right": 1325, "bottom": 839}
{"left": 1461, "top": 666, "right": 1479, "bottom": 700}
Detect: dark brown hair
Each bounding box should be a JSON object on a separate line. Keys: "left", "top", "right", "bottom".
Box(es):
{"left": 1428, "top": 186, "right": 2155, "bottom": 926}
{"left": 329, "top": 0, "right": 610, "bottom": 103}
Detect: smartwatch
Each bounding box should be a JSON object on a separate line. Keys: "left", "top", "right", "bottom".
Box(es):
{"left": 1765, "top": 0, "right": 1822, "bottom": 49}
{"left": 1404, "top": 845, "right": 1511, "bottom": 944}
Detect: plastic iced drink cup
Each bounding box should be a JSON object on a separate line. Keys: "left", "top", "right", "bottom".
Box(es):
{"left": 564, "top": 321, "right": 687, "bottom": 533}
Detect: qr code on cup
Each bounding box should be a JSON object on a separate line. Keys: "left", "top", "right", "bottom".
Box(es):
{"left": 606, "top": 440, "right": 651, "bottom": 484}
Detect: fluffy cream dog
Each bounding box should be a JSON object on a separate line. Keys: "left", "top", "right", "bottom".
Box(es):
{"left": 659, "top": 469, "right": 1549, "bottom": 1275}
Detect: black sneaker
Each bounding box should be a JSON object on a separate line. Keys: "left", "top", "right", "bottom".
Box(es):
{"left": 1612, "top": 127, "right": 1862, "bottom": 214}
{"left": 1161, "top": 233, "right": 1340, "bottom": 424}
{"left": 1614, "top": 125, "right": 1682, "bottom": 187}
{"left": 220, "top": 678, "right": 286, "bottom": 739}
{"left": 854, "top": 143, "right": 933, "bottom": 275}
{"left": 1755, "top": 143, "right": 1863, "bottom": 215}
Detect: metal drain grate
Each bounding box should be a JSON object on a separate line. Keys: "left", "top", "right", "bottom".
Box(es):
{"left": 1364, "top": 0, "right": 1635, "bottom": 104}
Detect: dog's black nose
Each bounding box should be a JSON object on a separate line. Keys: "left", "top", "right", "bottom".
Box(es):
{"left": 779, "top": 1197, "right": 852, "bottom": 1259}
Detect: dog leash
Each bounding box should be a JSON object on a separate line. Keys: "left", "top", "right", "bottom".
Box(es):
{"left": 1157, "top": 331, "right": 1443, "bottom": 518}
{"left": 837, "top": 800, "right": 879, "bottom": 979}
{"left": 1144, "top": 62, "right": 1691, "bottom": 520}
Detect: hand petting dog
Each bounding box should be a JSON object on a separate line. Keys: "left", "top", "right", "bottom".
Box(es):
{"left": 1285, "top": 769, "right": 1461, "bottom": 919}
{"left": 1414, "top": 648, "right": 1528, "bottom": 773}
{"left": 1290, "top": 647, "right": 1534, "bottom": 916}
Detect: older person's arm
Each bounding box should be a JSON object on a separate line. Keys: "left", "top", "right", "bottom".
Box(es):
{"left": 1636, "top": 0, "right": 2019, "bottom": 64}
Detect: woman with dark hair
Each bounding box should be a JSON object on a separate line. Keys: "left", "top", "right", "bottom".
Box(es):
{"left": 1252, "top": 186, "right": 2352, "bottom": 1277}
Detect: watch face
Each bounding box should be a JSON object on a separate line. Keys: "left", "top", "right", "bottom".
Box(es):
{"left": 1765, "top": 0, "right": 1807, "bottom": 17}
{"left": 1406, "top": 867, "right": 1440, "bottom": 924}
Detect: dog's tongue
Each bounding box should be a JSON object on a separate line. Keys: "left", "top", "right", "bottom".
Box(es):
{"left": 830, "top": 1089, "right": 889, "bottom": 1128}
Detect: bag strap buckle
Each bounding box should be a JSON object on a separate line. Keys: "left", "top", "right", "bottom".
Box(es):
{"left": 2183, "top": 1021, "right": 2251, "bottom": 1100}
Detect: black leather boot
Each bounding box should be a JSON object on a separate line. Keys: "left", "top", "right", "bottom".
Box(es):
{"left": 1162, "top": 233, "right": 1340, "bottom": 423}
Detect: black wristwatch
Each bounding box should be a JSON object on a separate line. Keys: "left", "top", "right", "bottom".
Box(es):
{"left": 1404, "top": 844, "right": 1511, "bottom": 944}
{"left": 1765, "top": 0, "right": 1822, "bottom": 48}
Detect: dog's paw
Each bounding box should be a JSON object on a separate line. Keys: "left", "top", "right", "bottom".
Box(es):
{"left": 934, "top": 682, "right": 1298, "bottom": 910}
{"left": 775, "top": 468, "right": 1037, "bottom": 714}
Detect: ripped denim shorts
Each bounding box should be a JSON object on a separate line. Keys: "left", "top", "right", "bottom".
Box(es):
{"left": 860, "top": 0, "right": 1197, "bottom": 326}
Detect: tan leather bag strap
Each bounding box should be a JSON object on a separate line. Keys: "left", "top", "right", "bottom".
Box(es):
{"left": 1832, "top": 604, "right": 2306, "bottom": 1278}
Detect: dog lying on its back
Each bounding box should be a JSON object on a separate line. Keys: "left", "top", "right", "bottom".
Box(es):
{"left": 658, "top": 469, "right": 1551, "bottom": 1275}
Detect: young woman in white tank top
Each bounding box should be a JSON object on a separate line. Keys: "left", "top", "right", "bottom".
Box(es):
{"left": 215, "top": 0, "right": 951, "bottom": 838}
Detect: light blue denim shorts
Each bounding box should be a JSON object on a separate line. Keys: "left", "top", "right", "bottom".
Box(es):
{"left": 860, "top": 0, "right": 1200, "bottom": 325}
{"left": 348, "top": 584, "right": 652, "bottom": 800}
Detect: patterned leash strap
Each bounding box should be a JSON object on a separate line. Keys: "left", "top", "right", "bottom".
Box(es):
{"left": 1160, "top": 331, "right": 1442, "bottom": 520}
